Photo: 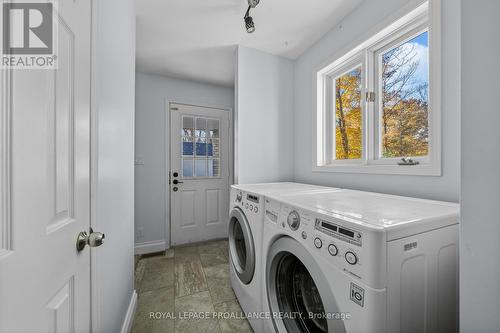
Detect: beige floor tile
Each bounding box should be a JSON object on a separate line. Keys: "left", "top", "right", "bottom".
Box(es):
{"left": 213, "top": 300, "right": 253, "bottom": 333}
{"left": 197, "top": 240, "right": 226, "bottom": 253}
{"left": 175, "top": 291, "right": 221, "bottom": 333}
{"left": 198, "top": 241, "right": 229, "bottom": 268}
{"left": 175, "top": 245, "right": 200, "bottom": 262}
{"left": 146, "top": 256, "right": 175, "bottom": 273}
{"left": 199, "top": 251, "right": 228, "bottom": 268}
{"left": 140, "top": 258, "right": 175, "bottom": 292}
{"left": 131, "top": 287, "right": 175, "bottom": 333}
{"left": 134, "top": 259, "right": 146, "bottom": 291}
{"left": 204, "top": 264, "right": 235, "bottom": 304}
{"left": 175, "top": 258, "right": 208, "bottom": 297}
{"left": 164, "top": 247, "right": 175, "bottom": 258}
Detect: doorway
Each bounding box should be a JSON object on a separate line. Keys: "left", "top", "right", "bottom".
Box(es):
{"left": 168, "top": 102, "right": 232, "bottom": 246}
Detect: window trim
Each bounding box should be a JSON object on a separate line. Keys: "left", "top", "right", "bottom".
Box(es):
{"left": 312, "top": 0, "right": 441, "bottom": 176}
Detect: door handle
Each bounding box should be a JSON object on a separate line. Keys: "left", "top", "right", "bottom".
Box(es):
{"left": 76, "top": 228, "right": 105, "bottom": 252}
{"left": 173, "top": 179, "right": 183, "bottom": 185}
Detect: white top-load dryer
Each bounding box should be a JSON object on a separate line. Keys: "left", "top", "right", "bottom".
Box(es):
{"left": 228, "top": 183, "right": 340, "bottom": 332}
{"left": 261, "top": 189, "right": 459, "bottom": 333}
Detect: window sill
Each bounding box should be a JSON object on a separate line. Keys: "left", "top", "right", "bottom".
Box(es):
{"left": 312, "top": 163, "right": 441, "bottom": 176}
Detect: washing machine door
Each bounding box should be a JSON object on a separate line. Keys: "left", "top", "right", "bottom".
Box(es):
{"left": 228, "top": 207, "right": 255, "bottom": 285}
{"left": 266, "top": 237, "right": 347, "bottom": 333}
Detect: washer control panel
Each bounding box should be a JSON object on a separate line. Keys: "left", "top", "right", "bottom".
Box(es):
{"left": 234, "top": 191, "right": 260, "bottom": 214}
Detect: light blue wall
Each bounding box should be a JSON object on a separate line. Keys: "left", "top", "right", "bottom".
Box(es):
{"left": 292, "top": 0, "right": 460, "bottom": 202}
{"left": 135, "top": 72, "right": 234, "bottom": 247}
{"left": 460, "top": 0, "right": 500, "bottom": 330}
{"left": 235, "top": 46, "right": 295, "bottom": 184}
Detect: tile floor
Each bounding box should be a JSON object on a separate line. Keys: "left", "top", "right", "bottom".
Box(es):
{"left": 131, "top": 239, "right": 254, "bottom": 333}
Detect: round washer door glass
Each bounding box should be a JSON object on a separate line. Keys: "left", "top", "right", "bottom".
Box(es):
{"left": 228, "top": 207, "right": 255, "bottom": 284}
{"left": 267, "top": 237, "right": 346, "bottom": 333}
{"left": 276, "top": 253, "right": 327, "bottom": 333}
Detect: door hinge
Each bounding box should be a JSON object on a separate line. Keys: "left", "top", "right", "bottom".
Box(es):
{"left": 366, "top": 92, "right": 375, "bottom": 102}
{"left": 170, "top": 107, "right": 179, "bottom": 111}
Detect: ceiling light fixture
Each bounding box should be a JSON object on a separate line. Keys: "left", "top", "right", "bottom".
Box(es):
{"left": 244, "top": 0, "right": 260, "bottom": 33}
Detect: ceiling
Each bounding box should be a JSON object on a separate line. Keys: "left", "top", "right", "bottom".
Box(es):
{"left": 136, "top": 0, "right": 363, "bottom": 87}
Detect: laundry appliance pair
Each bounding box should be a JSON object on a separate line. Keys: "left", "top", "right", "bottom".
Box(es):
{"left": 229, "top": 183, "right": 459, "bottom": 333}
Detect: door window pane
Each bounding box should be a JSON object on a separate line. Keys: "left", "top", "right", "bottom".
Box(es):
{"left": 334, "top": 66, "right": 362, "bottom": 160}
{"left": 208, "top": 159, "right": 220, "bottom": 177}
{"left": 207, "top": 139, "right": 219, "bottom": 157}
{"left": 195, "top": 138, "right": 206, "bottom": 156}
{"left": 182, "top": 158, "right": 193, "bottom": 178}
{"left": 195, "top": 158, "right": 207, "bottom": 177}
{"left": 182, "top": 137, "right": 193, "bottom": 156}
{"left": 195, "top": 118, "right": 207, "bottom": 138}
{"left": 381, "top": 31, "right": 429, "bottom": 158}
{"left": 207, "top": 119, "right": 219, "bottom": 138}
{"left": 182, "top": 116, "right": 194, "bottom": 136}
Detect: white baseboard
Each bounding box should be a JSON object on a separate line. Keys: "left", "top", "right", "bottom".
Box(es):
{"left": 120, "top": 290, "right": 137, "bottom": 333}
{"left": 134, "top": 240, "right": 166, "bottom": 255}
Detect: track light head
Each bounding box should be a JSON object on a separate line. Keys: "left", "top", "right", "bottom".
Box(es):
{"left": 244, "top": 14, "right": 255, "bottom": 33}
{"left": 248, "top": 0, "right": 260, "bottom": 8}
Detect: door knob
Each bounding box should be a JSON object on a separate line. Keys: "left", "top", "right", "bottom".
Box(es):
{"left": 76, "top": 228, "right": 105, "bottom": 252}
{"left": 173, "top": 179, "right": 183, "bottom": 185}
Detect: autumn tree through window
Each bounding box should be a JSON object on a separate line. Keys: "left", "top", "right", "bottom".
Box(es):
{"left": 381, "top": 31, "right": 429, "bottom": 158}
{"left": 335, "top": 67, "right": 362, "bottom": 160}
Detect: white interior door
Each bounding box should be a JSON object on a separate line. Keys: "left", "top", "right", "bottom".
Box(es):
{"left": 170, "top": 103, "right": 231, "bottom": 246}
{"left": 0, "top": 0, "right": 92, "bottom": 332}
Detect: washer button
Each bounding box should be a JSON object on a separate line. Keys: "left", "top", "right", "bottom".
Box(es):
{"left": 345, "top": 251, "right": 358, "bottom": 265}
{"left": 301, "top": 231, "right": 307, "bottom": 240}
{"left": 254, "top": 206, "right": 258, "bottom": 213}
{"left": 314, "top": 237, "right": 323, "bottom": 249}
{"left": 245, "top": 203, "right": 248, "bottom": 209}
{"left": 249, "top": 204, "right": 253, "bottom": 211}
{"left": 328, "top": 244, "right": 338, "bottom": 256}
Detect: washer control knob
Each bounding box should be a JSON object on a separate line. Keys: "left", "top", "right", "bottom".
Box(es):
{"left": 345, "top": 251, "right": 358, "bottom": 265}
{"left": 301, "top": 231, "right": 307, "bottom": 240}
{"left": 245, "top": 203, "right": 249, "bottom": 209}
{"left": 287, "top": 211, "right": 301, "bottom": 231}
{"left": 249, "top": 204, "right": 253, "bottom": 211}
{"left": 254, "top": 206, "right": 258, "bottom": 213}
{"left": 328, "top": 244, "right": 338, "bottom": 256}
{"left": 236, "top": 192, "right": 242, "bottom": 202}
{"left": 314, "top": 237, "right": 323, "bottom": 249}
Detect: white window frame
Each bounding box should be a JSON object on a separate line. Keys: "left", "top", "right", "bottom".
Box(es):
{"left": 313, "top": 0, "right": 441, "bottom": 176}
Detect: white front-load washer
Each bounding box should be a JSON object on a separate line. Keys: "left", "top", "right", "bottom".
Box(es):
{"left": 261, "top": 189, "right": 459, "bottom": 333}
{"left": 229, "top": 183, "right": 340, "bottom": 332}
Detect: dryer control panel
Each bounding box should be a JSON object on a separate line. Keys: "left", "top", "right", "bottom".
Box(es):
{"left": 264, "top": 198, "right": 391, "bottom": 289}
{"left": 272, "top": 203, "right": 384, "bottom": 284}
{"left": 315, "top": 218, "right": 362, "bottom": 247}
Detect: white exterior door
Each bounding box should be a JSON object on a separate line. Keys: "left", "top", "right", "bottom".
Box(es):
{"left": 170, "top": 103, "right": 231, "bottom": 246}
{"left": 0, "top": 0, "right": 92, "bottom": 332}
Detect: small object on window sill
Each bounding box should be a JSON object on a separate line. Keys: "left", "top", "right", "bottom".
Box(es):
{"left": 398, "top": 158, "right": 420, "bottom": 166}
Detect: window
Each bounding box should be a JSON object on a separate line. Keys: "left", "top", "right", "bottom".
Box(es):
{"left": 314, "top": 1, "right": 440, "bottom": 175}
{"left": 181, "top": 116, "right": 220, "bottom": 178}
